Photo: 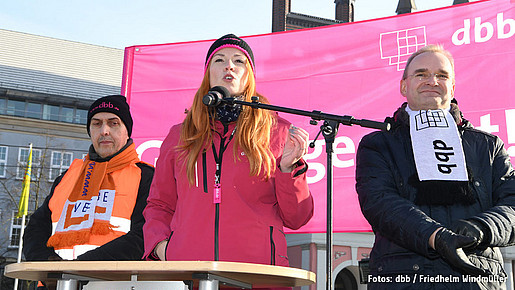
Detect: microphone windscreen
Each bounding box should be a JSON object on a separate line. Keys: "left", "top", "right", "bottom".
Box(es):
{"left": 210, "top": 86, "right": 230, "bottom": 99}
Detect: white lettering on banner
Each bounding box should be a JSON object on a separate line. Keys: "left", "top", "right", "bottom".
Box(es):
{"left": 304, "top": 140, "right": 326, "bottom": 184}
{"left": 379, "top": 27, "right": 427, "bottom": 71}
{"left": 333, "top": 136, "right": 356, "bottom": 168}
{"left": 475, "top": 17, "right": 494, "bottom": 43}
{"left": 136, "top": 109, "right": 515, "bottom": 185}
{"left": 304, "top": 136, "right": 356, "bottom": 184}
{"left": 452, "top": 13, "right": 515, "bottom": 45}
{"left": 476, "top": 114, "right": 499, "bottom": 134}
{"left": 136, "top": 140, "right": 163, "bottom": 166}
{"left": 135, "top": 136, "right": 357, "bottom": 185}
{"left": 475, "top": 111, "right": 515, "bottom": 158}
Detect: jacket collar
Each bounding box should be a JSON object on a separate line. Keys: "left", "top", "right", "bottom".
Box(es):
{"left": 389, "top": 102, "right": 471, "bottom": 129}
{"left": 212, "top": 120, "right": 237, "bottom": 138}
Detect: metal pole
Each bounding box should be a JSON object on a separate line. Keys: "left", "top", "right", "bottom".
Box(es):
{"left": 56, "top": 279, "right": 79, "bottom": 290}
{"left": 13, "top": 214, "right": 26, "bottom": 290}
{"left": 322, "top": 121, "right": 337, "bottom": 290}
{"left": 326, "top": 150, "right": 333, "bottom": 290}
{"left": 14, "top": 143, "right": 31, "bottom": 290}
{"left": 198, "top": 279, "right": 219, "bottom": 290}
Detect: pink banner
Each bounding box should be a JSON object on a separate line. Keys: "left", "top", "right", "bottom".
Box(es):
{"left": 123, "top": 0, "right": 515, "bottom": 233}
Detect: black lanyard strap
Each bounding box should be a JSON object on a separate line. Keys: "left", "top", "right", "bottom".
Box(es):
{"left": 211, "top": 126, "right": 237, "bottom": 184}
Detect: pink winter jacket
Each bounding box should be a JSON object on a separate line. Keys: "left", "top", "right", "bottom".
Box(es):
{"left": 143, "top": 116, "right": 313, "bottom": 266}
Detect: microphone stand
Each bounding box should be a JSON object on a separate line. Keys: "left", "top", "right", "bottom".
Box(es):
{"left": 220, "top": 96, "right": 389, "bottom": 290}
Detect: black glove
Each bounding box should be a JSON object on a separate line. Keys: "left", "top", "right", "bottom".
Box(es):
{"left": 451, "top": 219, "right": 489, "bottom": 250}
{"left": 434, "top": 228, "right": 490, "bottom": 276}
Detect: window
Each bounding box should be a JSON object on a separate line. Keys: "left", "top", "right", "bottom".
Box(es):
{"left": 0, "top": 146, "right": 7, "bottom": 178}
{"left": 17, "top": 148, "right": 42, "bottom": 180}
{"left": 61, "top": 107, "right": 74, "bottom": 123}
{"left": 0, "top": 97, "right": 5, "bottom": 114}
{"left": 9, "top": 211, "right": 31, "bottom": 248}
{"left": 42, "top": 104, "right": 60, "bottom": 122}
{"left": 6, "top": 99, "right": 25, "bottom": 117}
{"left": 49, "top": 151, "right": 73, "bottom": 180}
{"left": 26, "top": 102, "right": 43, "bottom": 119}
{"left": 335, "top": 268, "right": 358, "bottom": 290}
{"left": 76, "top": 109, "right": 88, "bottom": 124}
{"left": 1, "top": 98, "right": 88, "bottom": 125}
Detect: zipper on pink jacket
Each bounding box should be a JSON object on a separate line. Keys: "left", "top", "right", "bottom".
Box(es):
{"left": 270, "top": 226, "right": 276, "bottom": 265}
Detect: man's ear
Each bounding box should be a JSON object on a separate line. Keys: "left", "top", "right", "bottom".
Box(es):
{"left": 400, "top": 79, "right": 407, "bottom": 97}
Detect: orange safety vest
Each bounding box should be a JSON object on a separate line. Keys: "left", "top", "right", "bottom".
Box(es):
{"left": 48, "top": 159, "right": 141, "bottom": 260}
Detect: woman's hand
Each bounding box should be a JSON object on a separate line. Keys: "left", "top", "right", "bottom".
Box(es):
{"left": 279, "top": 125, "right": 309, "bottom": 173}
{"left": 154, "top": 239, "right": 168, "bottom": 261}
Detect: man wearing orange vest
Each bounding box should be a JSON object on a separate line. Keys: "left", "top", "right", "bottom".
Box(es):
{"left": 23, "top": 95, "right": 153, "bottom": 289}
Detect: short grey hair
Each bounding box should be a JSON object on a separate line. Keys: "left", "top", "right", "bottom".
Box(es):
{"left": 402, "top": 44, "right": 455, "bottom": 81}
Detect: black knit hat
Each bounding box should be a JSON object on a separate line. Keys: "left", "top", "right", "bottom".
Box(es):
{"left": 205, "top": 34, "right": 255, "bottom": 72}
{"left": 87, "top": 95, "right": 133, "bottom": 137}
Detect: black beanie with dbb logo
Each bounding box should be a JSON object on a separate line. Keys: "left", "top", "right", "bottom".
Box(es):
{"left": 87, "top": 95, "right": 133, "bottom": 137}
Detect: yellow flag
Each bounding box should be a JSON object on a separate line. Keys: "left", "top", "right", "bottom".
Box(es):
{"left": 16, "top": 147, "right": 32, "bottom": 218}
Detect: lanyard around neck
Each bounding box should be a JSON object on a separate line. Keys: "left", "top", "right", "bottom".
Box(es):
{"left": 212, "top": 126, "right": 236, "bottom": 181}
{"left": 210, "top": 126, "right": 236, "bottom": 203}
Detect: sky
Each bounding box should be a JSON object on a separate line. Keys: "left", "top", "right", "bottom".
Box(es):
{"left": 0, "top": 0, "right": 463, "bottom": 49}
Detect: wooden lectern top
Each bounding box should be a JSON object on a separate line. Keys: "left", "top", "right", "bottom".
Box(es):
{"left": 5, "top": 261, "right": 316, "bottom": 288}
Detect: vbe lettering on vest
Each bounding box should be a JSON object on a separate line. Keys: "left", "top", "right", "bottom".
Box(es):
{"left": 56, "top": 190, "right": 116, "bottom": 232}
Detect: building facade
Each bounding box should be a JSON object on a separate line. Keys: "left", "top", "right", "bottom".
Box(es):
{"left": 272, "top": 0, "right": 353, "bottom": 32}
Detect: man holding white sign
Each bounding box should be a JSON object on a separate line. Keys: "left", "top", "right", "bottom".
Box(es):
{"left": 356, "top": 45, "right": 515, "bottom": 289}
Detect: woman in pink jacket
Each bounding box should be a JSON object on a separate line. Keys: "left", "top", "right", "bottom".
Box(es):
{"left": 143, "top": 34, "right": 314, "bottom": 267}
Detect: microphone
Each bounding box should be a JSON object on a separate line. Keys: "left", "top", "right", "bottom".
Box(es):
{"left": 202, "top": 86, "right": 230, "bottom": 107}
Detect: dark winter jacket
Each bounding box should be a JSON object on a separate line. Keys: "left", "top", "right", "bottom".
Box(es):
{"left": 356, "top": 103, "right": 515, "bottom": 289}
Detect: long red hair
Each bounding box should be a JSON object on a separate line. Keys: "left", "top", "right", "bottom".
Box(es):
{"left": 178, "top": 61, "right": 277, "bottom": 185}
